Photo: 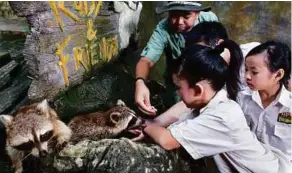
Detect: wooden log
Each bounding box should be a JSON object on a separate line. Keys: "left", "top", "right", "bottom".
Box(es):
{"left": 0, "top": 51, "right": 9, "bottom": 58}
{"left": 0, "top": 60, "right": 18, "bottom": 90}
{"left": 0, "top": 75, "right": 31, "bottom": 114}
{"left": 7, "top": 96, "right": 29, "bottom": 115}
{"left": 0, "top": 51, "right": 10, "bottom": 67}
{"left": 0, "top": 18, "right": 29, "bottom": 32}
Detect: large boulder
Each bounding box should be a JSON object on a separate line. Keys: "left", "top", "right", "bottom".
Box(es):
{"left": 22, "top": 138, "right": 206, "bottom": 173}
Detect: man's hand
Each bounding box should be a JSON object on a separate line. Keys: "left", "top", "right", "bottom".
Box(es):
{"left": 135, "top": 80, "right": 157, "bottom": 116}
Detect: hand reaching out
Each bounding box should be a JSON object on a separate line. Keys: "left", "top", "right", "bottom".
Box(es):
{"left": 135, "top": 79, "right": 157, "bottom": 116}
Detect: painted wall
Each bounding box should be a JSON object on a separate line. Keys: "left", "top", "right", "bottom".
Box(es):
{"left": 207, "top": 1, "right": 291, "bottom": 45}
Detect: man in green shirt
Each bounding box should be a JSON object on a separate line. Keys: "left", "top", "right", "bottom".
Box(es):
{"left": 135, "top": 1, "right": 218, "bottom": 115}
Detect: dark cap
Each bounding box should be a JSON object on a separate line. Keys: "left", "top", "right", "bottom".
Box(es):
{"left": 156, "top": 1, "right": 211, "bottom": 14}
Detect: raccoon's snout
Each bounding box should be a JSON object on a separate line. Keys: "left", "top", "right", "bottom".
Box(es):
{"left": 127, "top": 116, "right": 144, "bottom": 130}
{"left": 140, "top": 118, "right": 145, "bottom": 124}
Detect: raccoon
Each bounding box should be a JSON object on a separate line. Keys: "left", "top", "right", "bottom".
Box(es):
{"left": 68, "top": 100, "right": 144, "bottom": 143}
{"left": 0, "top": 100, "right": 72, "bottom": 173}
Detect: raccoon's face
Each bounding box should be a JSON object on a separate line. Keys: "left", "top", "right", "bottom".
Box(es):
{"left": 0, "top": 100, "right": 56, "bottom": 157}
{"left": 107, "top": 100, "right": 144, "bottom": 131}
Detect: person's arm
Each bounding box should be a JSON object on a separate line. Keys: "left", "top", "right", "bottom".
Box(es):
{"left": 143, "top": 124, "right": 180, "bottom": 150}
{"left": 135, "top": 57, "right": 154, "bottom": 79}
{"left": 131, "top": 101, "right": 189, "bottom": 142}
{"left": 135, "top": 57, "right": 156, "bottom": 115}
{"left": 135, "top": 19, "right": 168, "bottom": 115}
{"left": 152, "top": 101, "right": 190, "bottom": 127}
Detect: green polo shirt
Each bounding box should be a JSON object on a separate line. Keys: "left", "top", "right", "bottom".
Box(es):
{"left": 140, "top": 11, "right": 218, "bottom": 108}
{"left": 141, "top": 11, "right": 219, "bottom": 63}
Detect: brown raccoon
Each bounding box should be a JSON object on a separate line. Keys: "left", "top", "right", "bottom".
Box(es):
{"left": 68, "top": 100, "right": 144, "bottom": 143}
{"left": 0, "top": 100, "right": 72, "bottom": 173}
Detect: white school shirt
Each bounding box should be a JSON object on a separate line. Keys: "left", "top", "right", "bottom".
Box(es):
{"left": 237, "top": 86, "right": 292, "bottom": 161}
{"left": 168, "top": 89, "right": 291, "bottom": 173}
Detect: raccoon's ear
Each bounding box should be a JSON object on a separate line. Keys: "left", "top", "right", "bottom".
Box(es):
{"left": 116, "top": 99, "right": 126, "bottom": 106}
{"left": 37, "top": 99, "right": 49, "bottom": 112}
{"left": 0, "top": 115, "right": 13, "bottom": 128}
{"left": 110, "top": 112, "right": 121, "bottom": 124}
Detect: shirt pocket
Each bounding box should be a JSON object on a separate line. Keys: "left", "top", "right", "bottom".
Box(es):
{"left": 274, "top": 123, "right": 291, "bottom": 139}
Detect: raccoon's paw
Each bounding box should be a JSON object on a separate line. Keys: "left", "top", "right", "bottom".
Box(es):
{"left": 56, "top": 141, "right": 68, "bottom": 152}
{"left": 15, "top": 167, "right": 23, "bottom": 173}
{"left": 56, "top": 136, "right": 70, "bottom": 151}
{"left": 57, "top": 134, "right": 70, "bottom": 144}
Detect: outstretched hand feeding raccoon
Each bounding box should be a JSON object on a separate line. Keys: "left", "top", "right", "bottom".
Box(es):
{"left": 68, "top": 100, "right": 145, "bottom": 143}
{"left": 0, "top": 100, "right": 72, "bottom": 173}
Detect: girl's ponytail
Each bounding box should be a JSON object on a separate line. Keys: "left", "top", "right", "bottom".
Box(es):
{"left": 217, "top": 40, "right": 243, "bottom": 101}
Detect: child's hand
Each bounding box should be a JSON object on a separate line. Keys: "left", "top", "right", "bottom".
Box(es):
{"left": 129, "top": 129, "right": 145, "bottom": 141}
{"left": 129, "top": 122, "right": 148, "bottom": 141}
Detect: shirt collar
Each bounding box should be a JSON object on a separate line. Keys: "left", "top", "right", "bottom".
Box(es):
{"left": 251, "top": 85, "right": 291, "bottom": 109}
{"left": 277, "top": 85, "right": 291, "bottom": 108}
{"left": 251, "top": 90, "right": 264, "bottom": 109}
{"left": 199, "top": 89, "right": 228, "bottom": 113}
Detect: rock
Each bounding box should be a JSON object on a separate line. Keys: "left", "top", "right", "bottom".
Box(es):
{"left": 28, "top": 80, "right": 64, "bottom": 102}
{"left": 53, "top": 61, "right": 136, "bottom": 121}
{"left": 24, "top": 138, "right": 206, "bottom": 173}
{"left": 9, "top": 1, "right": 48, "bottom": 17}
{"left": 53, "top": 56, "right": 167, "bottom": 121}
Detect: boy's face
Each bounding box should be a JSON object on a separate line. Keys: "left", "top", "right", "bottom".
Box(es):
{"left": 168, "top": 11, "right": 199, "bottom": 33}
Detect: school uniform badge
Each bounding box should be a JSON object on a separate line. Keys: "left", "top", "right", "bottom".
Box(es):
{"left": 277, "top": 112, "right": 291, "bottom": 124}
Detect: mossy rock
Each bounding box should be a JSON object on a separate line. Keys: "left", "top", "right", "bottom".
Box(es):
{"left": 19, "top": 138, "right": 206, "bottom": 173}
{"left": 53, "top": 55, "right": 167, "bottom": 122}
{"left": 53, "top": 60, "right": 136, "bottom": 122}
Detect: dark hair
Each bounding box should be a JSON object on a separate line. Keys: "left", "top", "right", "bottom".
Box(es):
{"left": 185, "top": 21, "right": 229, "bottom": 48}
{"left": 184, "top": 21, "right": 243, "bottom": 99}
{"left": 176, "top": 43, "right": 242, "bottom": 101}
{"left": 246, "top": 41, "right": 291, "bottom": 87}
{"left": 217, "top": 40, "right": 243, "bottom": 100}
